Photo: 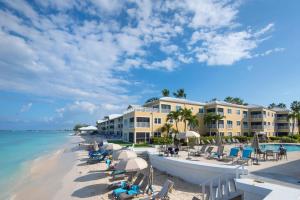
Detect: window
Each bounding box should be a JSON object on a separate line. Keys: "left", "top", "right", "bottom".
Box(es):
{"left": 268, "top": 122, "right": 271, "bottom": 125}
{"left": 227, "top": 109, "right": 232, "bottom": 114}
{"left": 176, "top": 105, "right": 181, "bottom": 111}
{"left": 237, "top": 132, "right": 241, "bottom": 136}
{"left": 236, "top": 110, "right": 240, "bottom": 115}
{"left": 237, "top": 121, "right": 241, "bottom": 126}
{"left": 136, "top": 117, "right": 150, "bottom": 127}
{"left": 154, "top": 118, "right": 161, "bottom": 124}
{"left": 199, "top": 108, "right": 204, "bottom": 114}
{"left": 168, "top": 119, "right": 174, "bottom": 124}
{"left": 227, "top": 120, "right": 233, "bottom": 128}
{"left": 136, "top": 132, "right": 150, "bottom": 143}
{"left": 153, "top": 132, "right": 161, "bottom": 137}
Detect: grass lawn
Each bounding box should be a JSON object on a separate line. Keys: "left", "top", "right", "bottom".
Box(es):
{"left": 107, "top": 140, "right": 152, "bottom": 147}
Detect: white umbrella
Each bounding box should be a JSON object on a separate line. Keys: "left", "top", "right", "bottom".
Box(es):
{"left": 112, "top": 150, "right": 137, "bottom": 160}
{"left": 104, "top": 143, "right": 122, "bottom": 151}
{"left": 177, "top": 131, "right": 200, "bottom": 139}
{"left": 79, "top": 126, "right": 98, "bottom": 131}
{"left": 115, "top": 157, "right": 148, "bottom": 172}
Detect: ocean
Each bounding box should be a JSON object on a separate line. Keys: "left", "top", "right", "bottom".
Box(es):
{"left": 0, "top": 130, "right": 71, "bottom": 199}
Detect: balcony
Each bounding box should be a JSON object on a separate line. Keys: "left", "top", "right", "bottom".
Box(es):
{"left": 226, "top": 125, "right": 233, "bottom": 129}
{"left": 251, "top": 114, "right": 264, "bottom": 119}
{"left": 242, "top": 125, "right": 249, "bottom": 129}
{"left": 207, "top": 124, "right": 224, "bottom": 129}
{"left": 217, "top": 112, "right": 224, "bottom": 116}
{"left": 276, "top": 116, "right": 288, "bottom": 121}
{"left": 136, "top": 122, "right": 150, "bottom": 128}
{"left": 161, "top": 109, "right": 171, "bottom": 113}
{"left": 277, "top": 126, "right": 290, "bottom": 130}
{"left": 251, "top": 125, "right": 264, "bottom": 130}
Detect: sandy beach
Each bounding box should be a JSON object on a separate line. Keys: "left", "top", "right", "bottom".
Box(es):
{"left": 9, "top": 135, "right": 200, "bottom": 200}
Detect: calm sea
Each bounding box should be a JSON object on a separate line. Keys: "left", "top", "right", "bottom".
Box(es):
{"left": 0, "top": 130, "right": 71, "bottom": 199}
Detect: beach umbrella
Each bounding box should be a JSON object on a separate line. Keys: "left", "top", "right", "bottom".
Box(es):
{"left": 146, "top": 165, "right": 154, "bottom": 194}
{"left": 251, "top": 132, "right": 260, "bottom": 152}
{"left": 115, "top": 157, "right": 148, "bottom": 172}
{"left": 112, "top": 150, "right": 137, "bottom": 160}
{"left": 104, "top": 143, "right": 122, "bottom": 151}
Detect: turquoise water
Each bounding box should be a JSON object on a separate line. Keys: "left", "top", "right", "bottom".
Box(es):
{"left": 0, "top": 130, "right": 71, "bottom": 198}
{"left": 259, "top": 144, "right": 300, "bottom": 152}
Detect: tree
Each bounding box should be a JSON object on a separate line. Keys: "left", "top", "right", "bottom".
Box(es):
{"left": 278, "top": 103, "right": 287, "bottom": 108}
{"left": 173, "top": 88, "right": 186, "bottom": 99}
{"left": 268, "top": 103, "right": 277, "bottom": 109}
{"left": 290, "top": 101, "right": 300, "bottom": 134}
{"left": 269, "top": 103, "right": 287, "bottom": 109}
{"left": 210, "top": 98, "right": 218, "bottom": 101}
{"left": 288, "top": 112, "right": 298, "bottom": 135}
{"left": 188, "top": 114, "right": 200, "bottom": 132}
{"left": 145, "top": 97, "right": 159, "bottom": 104}
{"left": 167, "top": 110, "right": 180, "bottom": 133}
{"left": 291, "top": 101, "right": 300, "bottom": 112}
{"left": 179, "top": 108, "right": 192, "bottom": 132}
{"left": 224, "top": 96, "right": 246, "bottom": 105}
{"left": 161, "top": 123, "right": 173, "bottom": 137}
{"left": 212, "top": 114, "right": 225, "bottom": 143}
{"left": 204, "top": 113, "right": 215, "bottom": 136}
{"left": 161, "top": 89, "right": 170, "bottom": 97}
{"left": 73, "top": 123, "right": 88, "bottom": 131}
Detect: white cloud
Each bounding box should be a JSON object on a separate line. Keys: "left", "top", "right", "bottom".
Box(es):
{"left": 20, "top": 103, "right": 33, "bottom": 113}
{"left": 0, "top": 0, "right": 280, "bottom": 126}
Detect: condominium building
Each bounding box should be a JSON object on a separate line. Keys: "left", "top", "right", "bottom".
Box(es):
{"left": 96, "top": 97, "right": 299, "bottom": 143}
{"left": 96, "top": 114, "right": 123, "bottom": 136}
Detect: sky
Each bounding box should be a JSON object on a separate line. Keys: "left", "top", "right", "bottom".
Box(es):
{"left": 0, "top": 0, "right": 299, "bottom": 130}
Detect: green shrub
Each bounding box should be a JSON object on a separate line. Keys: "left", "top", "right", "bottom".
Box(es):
{"left": 152, "top": 136, "right": 173, "bottom": 145}
{"left": 280, "top": 136, "right": 297, "bottom": 143}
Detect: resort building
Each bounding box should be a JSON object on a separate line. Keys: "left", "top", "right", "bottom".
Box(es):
{"left": 96, "top": 97, "right": 299, "bottom": 143}
{"left": 96, "top": 114, "right": 123, "bottom": 136}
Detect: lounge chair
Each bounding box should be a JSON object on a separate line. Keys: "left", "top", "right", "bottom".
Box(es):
{"left": 207, "top": 146, "right": 225, "bottom": 160}
{"left": 265, "top": 150, "right": 275, "bottom": 161}
{"left": 204, "top": 146, "right": 214, "bottom": 158}
{"left": 87, "top": 151, "right": 109, "bottom": 164}
{"left": 206, "top": 140, "right": 211, "bottom": 145}
{"left": 279, "top": 149, "right": 287, "bottom": 160}
{"left": 138, "top": 179, "right": 174, "bottom": 200}
{"left": 226, "top": 138, "right": 232, "bottom": 144}
{"left": 113, "top": 175, "right": 149, "bottom": 199}
{"left": 223, "top": 148, "right": 239, "bottom": 163}
{"left": 195, "top": 145, "right": 207, "bottom": 156}
{"left": 211, "top": 139, "right": 217, "bottom": 145}
{"left": 254, "top": 148, "right": 266, "bottom": 160}
{"left": 107, "top": 172, "right": 142, "bottom": 191}
{"left": 200, "top": 140, "right": 205, "bottom": 145}
{"left": 235, "top": 138, "right": 241, "bottom": 144}
{"left": 236, "top": 149, "right": 252, "bottom": 165}
{"left": 222, "top": 139, "right": 227, "bottom": 144}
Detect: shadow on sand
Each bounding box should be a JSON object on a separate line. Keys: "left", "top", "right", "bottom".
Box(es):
{"left": 71, "top": 183, "right": 109, "bottom": 198}
{"left": 251, "top": 159, "right": 300, "bottom": 187}
{"left": 75, "top": 172, "right": 106, "bottom": 182}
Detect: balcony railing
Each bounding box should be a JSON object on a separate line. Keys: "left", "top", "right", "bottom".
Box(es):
{"left": 251, "top": 125, "right": 264, "bottom": 130}
{"left": 251, "top": 114, "right": 264, "bottom": 119}
{"left": 242, "top": 125, "right": 249, "bottom": 129}
{"left": 277, "top": 117, "right": 288, "bottom": 120}
{"left": 124, "top": 107, "right": 159, "bottom": 114}
{"left": 161, "top": 109, "right": 171, "bottom": 113}
{"left": 136, "top": 122, "right": 150, "bottom": 128}
{"left": 277, "top": 126, "right": 290, "bottom": 130}
{"left": 226, "top": 125, "right": 233, "bottom": 129}
{"left": 207, "top": 124, "right": 224, "bottom": 129}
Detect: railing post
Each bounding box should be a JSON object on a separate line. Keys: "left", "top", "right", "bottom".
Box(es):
{"left": 210, "top": 181, "right": 214, "bottom": 200}
{"left": 202, "top": 184, "right": 205, "bottom": 200}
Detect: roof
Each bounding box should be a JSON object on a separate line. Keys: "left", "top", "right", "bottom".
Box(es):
{"left": 158, "top": 97, "right": 205, "bottom": 106}
{"left": 205, "top": 100, "right": 249, "bottom": 109}
{"left": 270, "top": 107, "right": 290, "bottom": 112}
{"left": 107, "top": 114, "right": 122, "bottom": 120}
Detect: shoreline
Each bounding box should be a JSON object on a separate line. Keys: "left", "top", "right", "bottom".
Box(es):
{"left": 8, "top": 135, "right": 83, "bottom": 200}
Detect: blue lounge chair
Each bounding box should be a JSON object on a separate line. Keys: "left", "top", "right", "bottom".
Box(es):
{"left": 224, "top": 147, "right": 239, "bottom": 163}
{"left": 87, "top": 151, "right": 109, "bottom": 164}
{"left": 107, "top": 172, "right": 142, "bottom": 191}
{"left": 237, "top": 149, "right": 252, "bottom": 165}
{"left": 113, "top": 175, "right": 148, "bottom": 199}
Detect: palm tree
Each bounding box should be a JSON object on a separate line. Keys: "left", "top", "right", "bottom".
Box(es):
{"left": 188, "top": 114, "right": 200, "bottom": 132}
{"left": 161, "top": 123, "right": 173, "bottom": 137}
{"left": 167, "top": 110, "right": 180, "bottom": 133}
{"left": 161, "top": 89, "right": 170, "bottom": 97}
{"left": 290, "top": 101, "right": 300, "bottom": 134}
{"left": 212, "top": 114, "right": 225, "bottom": 143}
{"left": 179, "top": 108, "right": 192, "bottom": 132}
{"left": 204, "top": 113, "right": 215, "bottom": 136}
{"left": 277, "top": 103, "right": 286, "bottom": 108}
{"left": 288, "top": 112, "right": 297, "bottom": 135}
{"left": 173, "top": 88, "right": 186, "bottom": 99}
{"left": 268, "top": 103, "right": 277, "bottom": 109}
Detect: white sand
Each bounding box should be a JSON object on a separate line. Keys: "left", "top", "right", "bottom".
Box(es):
{"left": 10, "top": 135, "right": 201, "bottom": 200}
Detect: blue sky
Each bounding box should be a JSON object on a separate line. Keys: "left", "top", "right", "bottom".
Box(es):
{"left": 0, "top": 0, "right": 299, "bottom": 130}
